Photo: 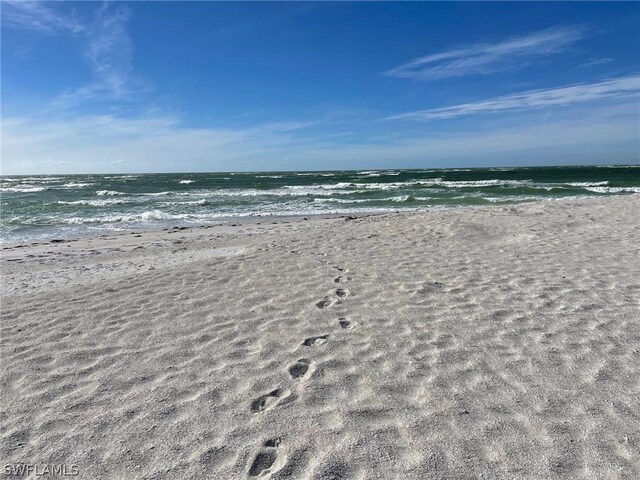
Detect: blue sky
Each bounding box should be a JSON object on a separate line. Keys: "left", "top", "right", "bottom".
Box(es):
{"left": 2, "top": 1, "right": 639, "bottom": 174}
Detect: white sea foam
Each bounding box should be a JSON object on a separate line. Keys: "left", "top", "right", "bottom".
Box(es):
{"left": 314, "top": 195, "right": 435, "bottom": 204}
{"left": 96, "top": 190, "right": 128, "bottom": 196}
{"left": 483, "top": 195, "right": 545, "bottom": 202}
{"left": 3, "top": 176, "right": 65, "bottom": 183}
{"left": 179, "top": 179, "right": 195, "bottom": 184}
{"left": 295, "top": 172, "right": 337, "bottom": 176}
{"left": 62, "top": 210, "right": 183, "bottom": 225}
{"left": 0, "top": 186, "right": 47, "bottom": 193}
{"left": 595, "top": 164, "right": 640, "bottom": 168}
{"left": 204, "top": 178, "right": 547, "bottom": 196}
{"left": 317, "top": 180, "right": 417, "bottom": 190}
{"left": 286, "top": 182, "right": 354, "bottom": 190}
{"left": 565, "top": 181, "right": 609, "bottom": 187}
{"left": 141, "top": 210, "right": 174, "bottom": 221}
{"left": 159, "top": 199, "right": 209, "bottom": 206}
{"left": 60, "top": 182, "right": 96, "bottom": 188}
{"left": 57, "top": 199, "right": 128, "bottom": 206}
{"left": 584, "top": 186, "right": 640, "bottom": 194}
{"left": 429, "top": 179, "right": 533, "bottom": 188}
{"left": 389, "top": 195, "right": 417, "bottom": 202}
{"left": 313, "top": 198, "right": 373, "bottom": 204}
{"left": 178, "top": 187, "right": 363, "bottom": 197}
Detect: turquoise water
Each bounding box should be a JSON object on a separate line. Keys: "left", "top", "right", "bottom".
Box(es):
{"left": 1, "top": 165, "right": 639, "bottom": 243}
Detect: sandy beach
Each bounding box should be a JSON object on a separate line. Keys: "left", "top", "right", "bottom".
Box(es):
{"left": 1, "top": 195, "right": 639, "bottom": 479}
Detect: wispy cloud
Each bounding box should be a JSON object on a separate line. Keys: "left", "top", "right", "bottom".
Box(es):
{"left": 82, "top": 3, "right": 133, "bottom": 97}
{"left": 387, "top": 76, "right": 640, "bottom": 121}
{"left": 2, "top": 1, "right": 134, "bottom": 104}
{"left": 0, "top": 113, "right": 321, "bottom": 174}
{"left": 384, "top": 25, "right": 587, "bottom": 81}
{"left": 578, "top": 57, "right": 613, "bottom": 68}
{"left": 1, "top": 0, "right": 84, "bottom": 34}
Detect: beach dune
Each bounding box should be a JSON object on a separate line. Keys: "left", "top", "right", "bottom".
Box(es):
{"left": 1, "top": 196, "right": 639, "bottom": 479}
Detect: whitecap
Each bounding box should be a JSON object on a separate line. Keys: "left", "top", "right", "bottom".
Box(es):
{"left": 565, "top": 181, "right": 609, "bottom": 187}
{"left": 96, "top": 190, "right": 128, "bottom": 196}
{"left": 0, "top": 186, "right": 47, "bottom": 193}
{"left": 57, "top": 199, "right": 128, "bottom": 206}
{"left": 584, "top": 186, "right": 640, "bottom": 194}
{"left": 60, "top": 182, "right": 97, "bottom": 188}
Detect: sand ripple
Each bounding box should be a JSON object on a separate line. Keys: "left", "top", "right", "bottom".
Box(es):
{"left": 1, "top": 196, "right": 639, "bottom": 479}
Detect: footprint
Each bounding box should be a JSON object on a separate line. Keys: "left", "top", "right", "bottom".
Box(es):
{"left": 335, "top": 288, "right": 350, "bottom": 298}
{"left": 288, "top": 358, "right": 313, "bottom": 379}
{"left": 248, "top": 439, "right": 283, "bottom": 477}
{"left": 303, "top": 335, "right": 328, "bottom": 347}
{"left": 334, "top": 275, "right": 352, "bottom": 283}
{"left": 264, "top": 438, "right": 281, "bottom": 448}
{"left": 249, "top": 450, "right": 277, "bottom": 477}
{"left": 250, "top": 388, "right": 293, "bottom": 413}
{"left": 338, "top": 318, "right": 353, "bottom": 329}
{"left": 316, "top": 297, "right": 336, "bottom": 309}
{"left": 317, "top": 289, "right": 350, "bottom": 308}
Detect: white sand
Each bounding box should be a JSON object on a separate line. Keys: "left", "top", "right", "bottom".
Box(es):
{"left": 1, "top": 196, "right": 639, "bottom": 479}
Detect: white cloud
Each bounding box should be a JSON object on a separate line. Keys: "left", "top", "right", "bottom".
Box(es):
{"left": 2, "top": 105, "right": 638, "bottom": 175}
{"left": 579, "top": 57, "right": 613, "bottom": 68}
{"left": 384, "top": 26, "right": 587, "bottom": 81}
{"left": 0, "top": 114, "right": 319, "bottom": 174}
{"left": 387, "top": 76, "right": 640, "bottom": 120}
{"left": 1, "top": 0, "right": 84, "bottom": 34}
{"left": 2, "top": 1, "right": 134, "bottom": 104}
{"left": 82, "top": 3, "right": 133, "bottom": 97}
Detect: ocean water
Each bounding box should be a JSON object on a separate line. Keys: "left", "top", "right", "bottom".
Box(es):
{"left": 1, "top": 165, "right": 639, "bottom": 243}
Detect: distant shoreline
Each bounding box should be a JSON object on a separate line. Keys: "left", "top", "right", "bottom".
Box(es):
{"left": 2, "top": 163, "right": 638, "bottom": 177}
